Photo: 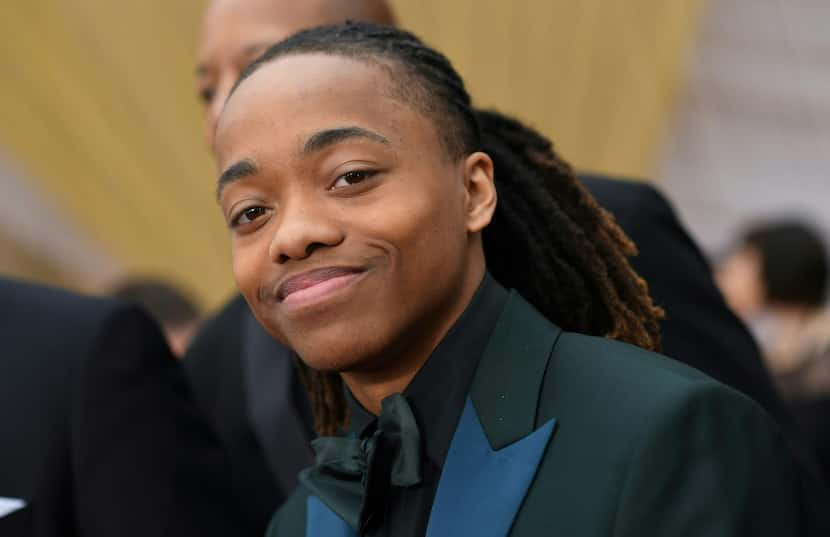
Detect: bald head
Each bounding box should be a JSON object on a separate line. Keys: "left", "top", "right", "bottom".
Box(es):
{"left": 198, "top": 0, "right": 396, "bottom": 148}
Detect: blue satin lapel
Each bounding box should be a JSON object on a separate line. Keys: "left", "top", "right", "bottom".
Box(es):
{"left": 426, "top": 398, "right": 556, "bottom": 537}
{"left": 306, "top": 496, "right": 356, "bottom": 537}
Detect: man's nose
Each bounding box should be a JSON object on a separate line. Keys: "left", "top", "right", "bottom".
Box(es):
{"left": 267, "top": 199, "right": 345, "bottom": 264}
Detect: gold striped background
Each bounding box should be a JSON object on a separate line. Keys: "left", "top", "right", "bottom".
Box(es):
{"left": 0, "top": 0, "right": 706, "bottom": 308}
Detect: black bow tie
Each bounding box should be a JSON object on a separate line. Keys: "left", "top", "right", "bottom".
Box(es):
{"left": 298, "top": 393, "right": 423, "bottom": 534}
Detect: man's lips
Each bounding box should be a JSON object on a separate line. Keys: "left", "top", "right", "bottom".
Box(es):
{"left": 276, "top": 266, "right": 365, "bottom": 304}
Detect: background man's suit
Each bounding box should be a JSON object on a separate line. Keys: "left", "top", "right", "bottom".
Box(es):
{"left": 184, "top": 175, "right": 828, "bottom": 533}
{"left": 0, "top": 278, "right": 247, "bottom": 537}
{"left": 185, "top": 295, "right": 315, "bottom": 533}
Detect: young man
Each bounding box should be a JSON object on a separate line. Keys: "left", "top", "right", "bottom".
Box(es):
{"left": 213, "top": 23, "right": 813, "bottom": 536}
{"left": 186, "top": 1, "right": 827, "bottom": 532}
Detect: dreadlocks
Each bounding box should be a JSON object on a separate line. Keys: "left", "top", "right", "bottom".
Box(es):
{"left": 233, "top": 22, "right": 664, "bottom": 435}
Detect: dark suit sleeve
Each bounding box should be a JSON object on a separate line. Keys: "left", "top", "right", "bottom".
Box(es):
{"left": 612, "top": 382, "right": 802, "bottom": 536}
{"left": 71, "top": 305, "right": 250, "bottom": 537}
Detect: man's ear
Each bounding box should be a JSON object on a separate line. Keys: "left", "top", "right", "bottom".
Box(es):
{"left": 463, "top": 152, "right": 497, "bottom": 233}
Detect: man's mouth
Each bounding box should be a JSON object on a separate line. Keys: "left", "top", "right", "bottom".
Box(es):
{"left": 276, "top": 266, "right": 366, "bottom": 306}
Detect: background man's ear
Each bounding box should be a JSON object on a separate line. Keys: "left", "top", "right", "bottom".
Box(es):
{"left": 464, "top": 152, "right": 497, "bottom": 233}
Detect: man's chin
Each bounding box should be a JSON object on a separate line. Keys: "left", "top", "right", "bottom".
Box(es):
{"left": 289, "top": 329, "right": 388, "bottom": 375}
{"left": 293, "top": 353, "right": 363, "bottom": 374}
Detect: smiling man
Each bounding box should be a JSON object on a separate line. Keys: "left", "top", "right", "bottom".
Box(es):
{"left": 219, "top": 106, "right": 490, "bottom": 391}
{"left": 185, "top": 1, "right": 829, "bottom": 535}
{"left": 211, "top": 23, "right": 809, "bottom": 537}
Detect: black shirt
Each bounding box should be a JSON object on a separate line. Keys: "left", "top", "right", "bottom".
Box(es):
{"left": 346, "top": 273, "right": 508, "bottom": 536}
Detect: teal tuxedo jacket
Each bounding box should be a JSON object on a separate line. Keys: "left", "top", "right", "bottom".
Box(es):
{"left": 267, "top": 291, "right": 803, "bottom": 536}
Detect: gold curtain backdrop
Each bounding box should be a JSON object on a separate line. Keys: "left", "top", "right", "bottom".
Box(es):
{"left": 0, "top": 0, "right": 705, "bottom": 308}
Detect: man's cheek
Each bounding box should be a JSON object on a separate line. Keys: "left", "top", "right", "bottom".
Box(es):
{"left": 232, "top": 252, "right": 260, "bottom": 299}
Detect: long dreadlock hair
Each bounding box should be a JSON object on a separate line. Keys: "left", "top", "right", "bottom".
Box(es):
{"left": 232, "top": 22, "right": 664, "bottom": 436}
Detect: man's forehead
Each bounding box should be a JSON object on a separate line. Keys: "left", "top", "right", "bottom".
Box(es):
{"left": 229, "top": 54, "right": 394, "bottom": 107}
{"left": 216, "top": 57, "right": 404, "bottom": 150}
{"left": 204, "top": 0, "right": 388, "bottom": 28}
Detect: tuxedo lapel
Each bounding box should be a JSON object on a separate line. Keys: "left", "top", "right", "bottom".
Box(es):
{"left": 299, "top": 406, "right": 554, "bottom": 537}
{"left": 306, "top": 496, "right": 356, "bottom": 537}
{"left": 427, "top": 292, "right": 562, "bottom": 537}
{"left": 426, "top": 399, "right": 555, "bottom": 537}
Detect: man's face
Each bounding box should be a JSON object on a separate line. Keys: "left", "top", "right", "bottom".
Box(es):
{"left": 196, "top": 0, "right": 393, "bottom": 148}
{"left": 214, "top": 54, "right": 493, "bottom": 373}
{"left": 716, "top": 246, "right": 765, "bottom": 320}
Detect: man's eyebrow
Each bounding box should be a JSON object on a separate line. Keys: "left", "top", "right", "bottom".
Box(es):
{"left": 217, "top": 159, "right": 258, "bottom": 200}
{"left": 302, "top": 127, "right": 390, "bottom": 155}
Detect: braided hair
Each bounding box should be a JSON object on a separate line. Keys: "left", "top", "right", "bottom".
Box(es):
{"left": 233, "top": 22, "right": 664, "bottom": 435}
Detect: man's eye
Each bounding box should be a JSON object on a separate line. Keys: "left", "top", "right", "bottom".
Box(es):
{"left": 331, "top": 170, "right": 377, "bottom": 190}
{"left": 199, "top": 87, "right": 215, "bottom": 105}
{"left": 231, "top": 206, "right": 267, "bottom": 227}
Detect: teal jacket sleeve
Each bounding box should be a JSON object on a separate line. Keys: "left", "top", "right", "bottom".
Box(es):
{"left": 266, "top": 488, "right": 310, "bottom": 537}
{"left": 611, "top": 381, "right": 802, "bottom": 536}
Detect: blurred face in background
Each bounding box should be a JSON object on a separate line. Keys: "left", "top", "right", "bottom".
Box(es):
{"left": 196, "top": 0, "right": 395, "bottom": 147}
{"left": 716, "top": 224, "right": 830, "bottom": 385}
{"left": 165, "top": 320, "right": 202, "bottom": 358}
{"left": 716, "top": 246, "right": 765, "bottom": 321}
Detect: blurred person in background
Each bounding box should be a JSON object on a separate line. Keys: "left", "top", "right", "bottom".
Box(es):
{"left": 717, "top": 220, "right": 830, "bottom": 400}
{"left": 718, "top": 221, "right": 830, "bottom": 489}
{"left": 0, "top": 278, "right": 246, "bottom": 536}
{"left": 197, "top": 0, "right": 396, "bottom": 148}
{"left": 110, "top": 278, "right": 202, "bottom": 358}
{"left": 184, "top": 0, "right": 829, "bottom": 532}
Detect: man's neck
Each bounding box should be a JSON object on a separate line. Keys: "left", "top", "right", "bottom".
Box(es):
{"left": 341, "top": 267, "right": 485, "bottom": 415}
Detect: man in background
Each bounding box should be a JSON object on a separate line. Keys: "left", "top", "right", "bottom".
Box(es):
{"left": 0, "top": 278, "right": 247, "bottom": 536}
{"left": 197, "top": 0, "right": 395, "bottom": 147}
{"left": 717, "top": 220, "right": 830, "bottom": 398}
{"left": 718, "top": 220, "right": 830, "bottom": 485}
{"left": 184, "top": 1, "right": 830, "bottom": 534}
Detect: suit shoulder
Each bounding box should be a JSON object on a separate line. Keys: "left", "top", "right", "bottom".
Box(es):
{"left": 183, "top": 294, "right": 248, "bottom": 370}
{"left": 0, "top": 279, "right": 153, "bottom": 362}
{"left": 206, "top": 293, "right": 251, "bottom": 325}
{"left": 0, "top": 277, "right": 119, "bottom": 327}
{"left": 580, "top": 173, "right": 665, "bottom": 208}
{"left": 542, "top": 331, "right": 770, "bottom": 428}
{"left": 266, "top": 487, "right": 310, "bottom": 537}
{"left": 185, "top": 295, "right": 248, "bottom": 354}
{"left": 554, "top": 330, "right": 712, "bottom": 384}
{"left": 581, "top": 175, "right": 680, "bottom": 236}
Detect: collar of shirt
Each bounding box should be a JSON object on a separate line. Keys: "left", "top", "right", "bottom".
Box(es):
{"left": 346, "top": 272, "right": 508, "bottom": 469}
